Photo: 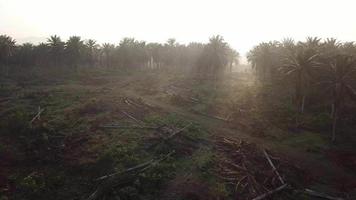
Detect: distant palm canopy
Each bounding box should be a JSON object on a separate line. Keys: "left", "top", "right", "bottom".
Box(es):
{"left": 0, "top": 34, "right": 239, "bottom": 78}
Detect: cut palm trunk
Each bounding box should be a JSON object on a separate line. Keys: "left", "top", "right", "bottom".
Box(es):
{"left": 304, "top": 189, "right": 344, "bottom": 200}
{"left": 99, "top": 125, "right": 158, "bottom": 130}
{"left": 121, "top": 111, "right": 145, "bottom": 126}
{"left": 29, "top": 106, "right": 45, "bottom": 126}
{"left": 332, "top": 108, "right": 338, "bottom": 142}
{"left": 263, "top": 149, "right": 284, "bottom": 184}
{"left": 251, "top": 184, "right": 288, "bottom": 200}
{"left": 87, "top": 151, "right": 174, "bottom": 200}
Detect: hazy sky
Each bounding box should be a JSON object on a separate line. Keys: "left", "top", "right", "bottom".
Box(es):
{"left": 1, "top": 0, "right": 356, "bottom": 56}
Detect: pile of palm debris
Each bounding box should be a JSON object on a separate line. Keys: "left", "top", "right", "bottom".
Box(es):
{"left": 214, "top": 137, "right": 346, "bottom": 200}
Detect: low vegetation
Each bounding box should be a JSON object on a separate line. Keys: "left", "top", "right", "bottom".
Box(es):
{"left": 1, "top": 34, "right": 356, "bottom": 200}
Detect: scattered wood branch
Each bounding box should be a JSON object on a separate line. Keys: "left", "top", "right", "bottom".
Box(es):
{"left": 87, "top": 151, "right": 174, "bottom": 200}
{"left": 142, "top": 101, "right": 155, "bottom": 109}
{"left": 216, "top": 136, "right": 345, "bottom": 200}
{"left": 263, "top": 149, "right": 285, "bottom": 184}
{"left": 192, "top": 110, "right": 228, "bottom": 122}
{"left": 124, "top": 97, "right": 142, "bottom": 108}
{"left": 123, "top": 98, "right": 132, "bottom": 106}
{"left": 0, "top": 97, "right": 13, "bottom": 103}
{"left": 304, "top": 189, "right": 345, "bottom": 200}
{"left": 95, "top": 159, "right": 155, "bottom": 181}
{"left": 146, "top": 123, "right": 192, "bottom": 150}
{"left": 215, "top": 137, "right": 292, "bottom": 199}
{"left": 121, "top": 111, "right": 144, "bottom": 126}
{"left": 29, "top": 106, "right": 45, "bottom": 126}
{"left": 251, "top": 183, "right": 288, "bottom": 200}
{"left": 165, "top": 123, "right": 192, "bottom": 141}
{"left": 87, "top": 175, "right": 136, "bottom": 200}
{"left": 189, "top": 97, "right": 200, "bottom": 103}
{"left": 235, "top": 175, "right": 248, "bottom": 191}
{"left": 98, "top": 125, "right": 158, "bottom": 130}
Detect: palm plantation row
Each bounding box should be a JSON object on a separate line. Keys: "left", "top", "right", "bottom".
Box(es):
{"left": 2, "top": 34, "right": 356, "bottom": 142}
{"left": 247, "top": 37, "right": 356, "bottom": 141}
{"left": 0, "top": 35, "right": 239, "bottom": 78}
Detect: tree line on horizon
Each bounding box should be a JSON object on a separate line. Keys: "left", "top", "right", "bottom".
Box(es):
{"left": 0, "top": 34, "right": 239, "bottom": 79}
{"left": 247, "top": 37, "right": 356, "bottom": 141}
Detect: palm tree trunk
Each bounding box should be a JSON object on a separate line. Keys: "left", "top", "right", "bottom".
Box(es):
{"left": 295, "top": 72, "right": 302, "bottom": 128}
{"left": 332, "top": 107, "right": 337, "bottom": 142}
{"left": 301, "top": 95, "right": 306, "bottom": 113}
{"left": 5, "top": 65, "right": 9, "bottom": 76}
{"left": 330, "top": 103, "right": 334, "bottom": 117}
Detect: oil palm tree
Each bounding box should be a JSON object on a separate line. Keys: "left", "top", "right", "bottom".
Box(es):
{"left": 33, "top": 43, "right": 49, "bottom": 66}
{"left": 0, "top": 35, "right": 16, "bottom": 75}
{"left": 227, "top": 48, "right": 239, "bottom": 72}
{"left": 101, "top": 43, "right": 115, "bottom": 68}
{"left": 207, "top": 35, "right": 229, "bottom": 79}
{"left": 341, "top": 42, "right": 356, "bottom": 55}
{"left": 320, "top": 38, "right": 341, "bottom": 61}
{"left": 16, "top": 43, "right": 35, "bottom": 67}
{"left": 146, "top": 43, "right": 163, "bottom": 69}
{"left": 305, "top": 37, "right": 322, "bottom": 48}
{"left": 281, "top": 38, "right": 295, "bottom": 51}
{"left": 196, "top": 35, "right": 229, "bottom": 82}
{"left": 85, "top": 39, "right": 99, "bottom": 66}
{"left": 65, "top": 36, "right": 84, "bottom": 69}
{"left": 47, "top": 35, "right": 64, "bottom": 66}
{"left": 166, "top": 38, "right": 177, "bottom": 47}
{"left": 0, "top": 35, "right": 16, "bottom": 64}
{"left": 247, "top": 41, "right": 280, "bottom": 82}
{"left": 319, "top": 54, "right": 356, "bottom": 141}
{"left": 280, "top": 41, "right": 320, "bottom": 127}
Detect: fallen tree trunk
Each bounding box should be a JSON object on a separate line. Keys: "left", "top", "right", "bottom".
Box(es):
{"left": 263, "top": 149, "right": 284, "bottom": 184}
{"left": 99, "top": 125, "right": 158, "bottom": 130}
{"left": 124, "top": 97, "right": 142, "bottom": 108}
{"left": 192, "top": 110, "right": 229, "bottom": 122}
{"left": 165, "top": 123, "right": 192, "bottom": 141}
{"left": 304, "top": 189, "right": 344, "bottom": 200}
{"left": 87, "top": 151, "right": 174, "bottom": 200}
{"left": 251, "top": 184, "right": 288, "bottom": 200}
{"left": 146, "top": 123, "right": 192, "bottom": 150}
{"left": 29, "top": 106, "right": 45, "bottom": 126}
{"left": 95, "top": 159, "right": 155, "bottom": 181}
{"left": 121, "top": 111, "right": 145, "bottom": 126}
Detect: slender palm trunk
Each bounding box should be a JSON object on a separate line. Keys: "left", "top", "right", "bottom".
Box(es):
{"left": 295, "top": 71, "right": 302, "bottom": 128}
{"left": 330, "top": 103, "right": 334, "bottom": 116}
{"left": 332, "top": 105, "right": 337, "bottom": 142}
{"left": 301, "top": 95, "right": 306, "bottom": 113}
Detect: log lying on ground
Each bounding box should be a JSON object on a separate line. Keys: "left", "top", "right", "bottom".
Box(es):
{"left": 146, "top": 123, "right": 192, "bottom": 150}
{"left": 29, "top": 106, "right": 45, "bottom": 125}
{"left": 87, "top": 151, "right": 174, "bottom": 200}
{"left": 95, "top": 159, "right": 155, "bottom": 181}
{"left": 123, "top": 97, "right": 142, "bottom": 108}
{"left": 189, "top": 97, "right": 200, "bottom": 103}
{"left": 304, "top": 189, "right": 345, "bottom": 200}
{"left": 192, "top": 110, "right": 229, "bottom": 122}
{"left": 0, "top": 97, "right": 13, "bottom": 103}
{"left": 98, "top": 125, "right": 159, "bottom": 130}
{"left": 263, "top": 149, "right": 285, "bottom": 184}
{"left": 121, "top": 111, "right": 145, "bottom": 126}
{"left": 251, "top": 184, "right": 288, "bottom": 200}
{"left": 165, "top": 123, "right": 192, "bottom": 141}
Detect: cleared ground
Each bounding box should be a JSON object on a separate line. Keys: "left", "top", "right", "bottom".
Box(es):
{"left": 1, "top": 68, "right": 355, "bottom": 199}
